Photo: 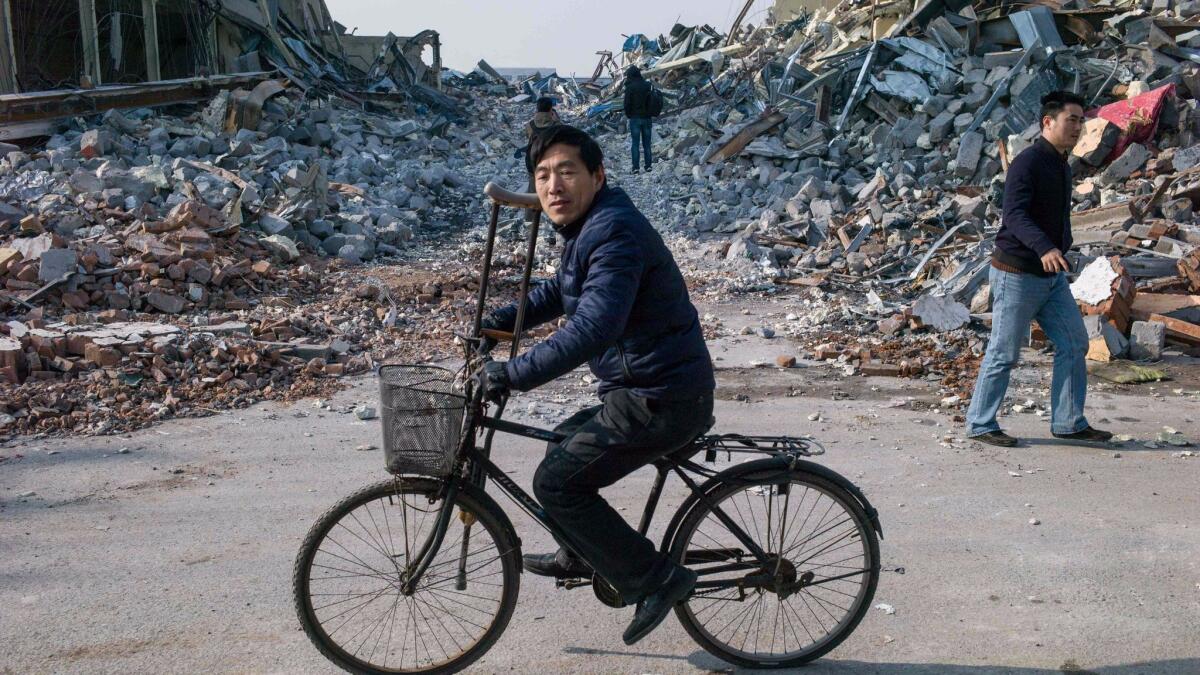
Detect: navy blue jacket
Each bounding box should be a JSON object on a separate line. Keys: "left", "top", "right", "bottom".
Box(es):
{"left": 494, "top": 184, "right": 714, "bottom": 400}
{"left": 995, "top": 137, "right": 1073, "bottom": 276}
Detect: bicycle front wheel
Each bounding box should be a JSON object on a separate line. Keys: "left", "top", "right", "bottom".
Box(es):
{"left": 293, "top": 478, "right": 521, "bottom": 674}
{"left": 670, "top": 470, "right": 879, "bottom": 668}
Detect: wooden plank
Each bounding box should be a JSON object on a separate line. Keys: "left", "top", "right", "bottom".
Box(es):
{"left": 705, "top": 109, "right": 787, "bottom": 164}
{"left": 1148, "top": 313, "right": 1200, "bottom": 346}
{"left": 178, "top": 159, "right": 249, "bottom": 189}
{"left": 1132, "top": 294, "right": 1200, "bottom": 320}
{"left": 642, "top": 44, "right": 748, "bottom": 76}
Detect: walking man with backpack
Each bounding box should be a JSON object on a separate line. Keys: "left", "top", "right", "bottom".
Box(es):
{"left": 623, "top": 65, "right": 661, "bottom": 174}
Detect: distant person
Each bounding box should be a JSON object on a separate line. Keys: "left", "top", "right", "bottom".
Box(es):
{"left": 520, "top": 97, "right": 561, "bottom": 238}
{"left": 965, "top": 90, "right": 1112, "bottom": 448}
{"left": 622, "top": 66, "right": 654, "bottom": 174}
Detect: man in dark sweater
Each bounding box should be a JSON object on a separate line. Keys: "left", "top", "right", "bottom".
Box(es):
{"left": 479, "top": 125, "right": 714, "bottom": 644}
{"left": 966, "top": 91, "right": 1112, "bottom": 447}
{"left": 623, "top": 65, "right": 654, "bottom": 173}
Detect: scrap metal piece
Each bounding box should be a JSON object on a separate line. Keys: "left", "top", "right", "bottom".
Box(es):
{"left": 835, "top": 42, "right": 879, "bottom": 132}
{"left": 1009, "top": 7, "right": 1065, "bottom": 52}
{"left": 870, "top": 71, "right": 933, "bottom": 105}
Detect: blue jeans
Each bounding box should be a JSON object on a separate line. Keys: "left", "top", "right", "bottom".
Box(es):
{"left": 629, "top": 117, "right": 652, "bottom": 169}
{"left": 966, "top": 267, "right": 1090, "bottom": 437}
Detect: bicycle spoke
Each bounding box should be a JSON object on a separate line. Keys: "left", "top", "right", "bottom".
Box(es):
{"left": 300, "top": 485, "right": 511, "bottom": 674}
{"left": 679, "top": 475, "right": 874, "bottom": 663}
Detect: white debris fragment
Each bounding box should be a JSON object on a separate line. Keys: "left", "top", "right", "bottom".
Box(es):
{"left": 1070, "top": 257, "right": 1119, "bottom": 305}
{"left": 912, "top": 293, "right": 970, "bottom": 331}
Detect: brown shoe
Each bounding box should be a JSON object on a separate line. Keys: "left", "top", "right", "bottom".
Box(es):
{"left": 971, "top": 430, "right": 1018, "bottom": 447}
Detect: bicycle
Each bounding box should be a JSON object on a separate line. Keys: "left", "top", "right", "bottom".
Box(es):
{"left": 293, "top": 183, "right": 883, "bottom": 674}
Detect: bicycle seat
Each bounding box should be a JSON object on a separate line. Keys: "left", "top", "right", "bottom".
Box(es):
{"left": 660, "top": 416, "right": 716, "bottom": 464}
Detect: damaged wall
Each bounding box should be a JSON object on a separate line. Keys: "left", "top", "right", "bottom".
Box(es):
{"left": 0, "top": 0, "right": 438, "bottom": 95}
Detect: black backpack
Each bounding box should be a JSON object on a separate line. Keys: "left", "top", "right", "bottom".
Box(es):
{"left": 648, "top": 86, "right": 664, "bottom": 117}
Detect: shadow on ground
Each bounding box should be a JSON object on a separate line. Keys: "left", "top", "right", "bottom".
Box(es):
{"left": 564, "top": 647, "right": 1199, "bottom": 674}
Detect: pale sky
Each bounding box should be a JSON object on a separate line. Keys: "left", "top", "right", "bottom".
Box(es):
{"left": 326, "top": 0, "right": 776, "bottom": 77}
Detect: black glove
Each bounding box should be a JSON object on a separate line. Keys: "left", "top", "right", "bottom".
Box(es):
{"left": 482, "top": 360, "right": 511, "bottom": 403}
{"left": 478, "top": 311, "right": 507, "bottom": 354}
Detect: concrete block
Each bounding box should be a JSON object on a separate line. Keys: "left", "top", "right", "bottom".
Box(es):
{"left": 1130, "top": 320, "right": 1166, "bottom": 360}
{"left": 37, "top": 249, "right": 76, "bottom": 282}
{"left": 956, "top": 131, "right": 984, "bottom": 178}
{"left": 80, "top": 129, "right": 111, "bottom": 159}
{"left": 1099, "top": 143, "right": 1151, "bottom": 186}
{"left": 1072, "top": 117, "right": 1120, "bottom": 167}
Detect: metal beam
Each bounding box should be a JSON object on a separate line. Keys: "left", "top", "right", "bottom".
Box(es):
{"left": 0, "top": 71, "right": 273, "bottom": 127}
{"left": 0, "top": 0, "right": 16, "bottom": 93}
{"left": 142, "top": 0, "right": 160, "bottom": 81}
{"left": 726, "top": 0, "right": 755, "bottom": 47}
{"left": 78, "top": 0, "right": 102, "bottom": 86}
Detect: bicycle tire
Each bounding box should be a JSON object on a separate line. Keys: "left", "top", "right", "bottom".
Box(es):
{"left": 293, "top": 478, "right": 521, "bottom": 674}
{"left": 670, "top": 470, "right": 879, "bottom": 668}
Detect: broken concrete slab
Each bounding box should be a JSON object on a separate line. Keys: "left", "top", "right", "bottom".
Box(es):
{"left": 1099, "top": 143, "right": 1151, "bottom": 186}
{"left": 1084, "top": 315, "right": 1129, "bottom": 361}
{"left": 955, "top": 132, "right": 984, "bottom": 178}
{"left": 1129, "top": 320, "right": 1166, "bottom": 360}
{"left": 37, "top": 249, "right": 77, "bottom": 283}
{"left": 1073, "top": 118, "right": 1121, "bottom": 167}
{"left": 913, "top": 293, "right": 970, "bottom": 331}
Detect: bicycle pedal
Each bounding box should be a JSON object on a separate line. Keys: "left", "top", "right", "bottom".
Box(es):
{"left": 555, "top": 577, "right": 591, "bottom": 590}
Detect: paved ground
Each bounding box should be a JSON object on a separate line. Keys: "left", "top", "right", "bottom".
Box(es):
{"left": 3, "top": 297, "right": 1199, "bottom": 675}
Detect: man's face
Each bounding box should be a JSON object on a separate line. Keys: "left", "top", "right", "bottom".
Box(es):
{"left": 1042, "top": 103, "right": 1084, "bottom": 151}
{"left": 534, "top": 143, "right": 605, "bottom": 225}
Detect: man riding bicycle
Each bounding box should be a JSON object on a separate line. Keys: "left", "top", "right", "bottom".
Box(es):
{"left": 479, "top": 124, "right": 715, "bottom": 645}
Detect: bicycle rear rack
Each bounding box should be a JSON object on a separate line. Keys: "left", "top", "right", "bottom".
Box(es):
{"left": 697, "top": 434, "right": 825, "bottom": 463}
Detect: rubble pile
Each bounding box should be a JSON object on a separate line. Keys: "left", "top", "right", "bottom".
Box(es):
{"left": 572, "top": 0, "right": 1200, "bottom": 374}
{"left": 0, "top": 71, "right": 551, "bottom": 433}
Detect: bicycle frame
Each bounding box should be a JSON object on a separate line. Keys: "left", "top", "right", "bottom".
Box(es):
{"left": 398, "top": 182, "right": 839, "bottom": 599}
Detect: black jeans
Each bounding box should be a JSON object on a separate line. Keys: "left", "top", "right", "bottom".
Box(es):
{"left": 532, "top": 388, "right": 713, "bottom": 604}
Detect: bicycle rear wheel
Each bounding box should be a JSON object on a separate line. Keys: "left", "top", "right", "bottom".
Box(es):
{"left": 293, "top": 478, "right": 521, "bottom": 674}
{"left": 670, "top": 470, "right": 879, "bottom": 668}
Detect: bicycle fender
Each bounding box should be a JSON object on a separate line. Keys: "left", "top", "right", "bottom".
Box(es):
{"left": 788, "top": 458, "right": 883, "bottom": 539}
{"left": 659, "top": 457, "right": 883, "bottom": 555}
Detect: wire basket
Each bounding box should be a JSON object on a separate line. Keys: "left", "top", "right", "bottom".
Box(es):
{"left": 378, "top": 365, "right": 465, "bottom": 477}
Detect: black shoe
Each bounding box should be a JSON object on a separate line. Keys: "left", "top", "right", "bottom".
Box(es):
{"left": 522, "top": 550, "right": 593, "bottom": 578}
{"left": 631, "top": 169, "right": 639, "bottom": 175}
{"left": 622, "top": 566, "right": 697, "bottom": 645}
{"left": 971, "top": 430, "right": 1018, "bottom": 447}
{"left": 1052, "top": 426, "right": 1114, "bottom": 443}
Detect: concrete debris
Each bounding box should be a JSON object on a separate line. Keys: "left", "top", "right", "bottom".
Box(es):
{"left": 1129, "top": 320, "right": 1166, "bottom": 361}
{"left": 913, "top": 294, "right": 970, "bottom": 332}
{"left": 1071, "top": 257, "right": 1121, "bottom": 305}
{"left": 1084, "top": 315, "right": 1129, "bottom": 362}
{"left": 7, "top": 0, "right": 1200, "bottom": 439}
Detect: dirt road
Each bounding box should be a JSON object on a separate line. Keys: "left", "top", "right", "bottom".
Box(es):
{"left": 3, "top": 297, "right": 1199, "bottom": 674}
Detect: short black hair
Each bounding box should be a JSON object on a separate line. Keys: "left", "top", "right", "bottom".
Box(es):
{"left": 528, "top": 124, "right": 603, "bottom": 175}
{"left": 535, "top": 97, "right": 554, "bottom": 112}
{"left": 1040, "top": 90, "right": 1086, "bottom": 123}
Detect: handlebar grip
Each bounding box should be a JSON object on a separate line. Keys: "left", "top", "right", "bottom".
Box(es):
{"left": 481, "top": 328, "right": 514, "bottom": 342}
{"left": 484, "top": 182, "right": 541, "bottom": 210}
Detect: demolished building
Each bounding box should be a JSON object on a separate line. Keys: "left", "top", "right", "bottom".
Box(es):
{"left": 0, "top": 0, "right": 443, "bottom": 139}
